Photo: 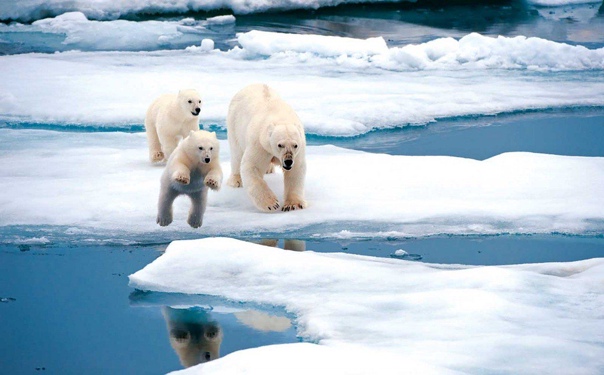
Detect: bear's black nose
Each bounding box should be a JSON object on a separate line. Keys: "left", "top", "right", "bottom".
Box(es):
{"left": 204, "top": 157, "right": 211, "bottom": 163}
{"left": 284, "top": 159, "right": 293, "bottom": 168}
{"left": 194, "top": 107, "right": 200, "bottom": 114}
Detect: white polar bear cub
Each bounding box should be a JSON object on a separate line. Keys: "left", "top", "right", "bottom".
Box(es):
{"left": 145, "top": 89, "right": 202, "bottom": 163}
{"left": 157, "top": 130, "right": 222, "bottom": 228}
{"left": 227, "top": 83, "right": 307, "bottom": 212}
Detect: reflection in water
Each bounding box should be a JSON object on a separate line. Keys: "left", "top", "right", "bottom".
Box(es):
{"left": 257, "top": 239, "right": 306, "bottom": 252}
{"left": 130, "top": 291, "right": 298, "bottom": 371}
{"left": 162, "top": 306, "right": 223, "bottom": 368}
{"left": 234, "top": 310, "right": 292, "bottom": 332}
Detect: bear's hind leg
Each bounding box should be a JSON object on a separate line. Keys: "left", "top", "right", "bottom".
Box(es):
{"left": 145, "top": 119, "right": 164, "bottom": 163}
{"left": 157, "top": 187, "right": 179, "bottom": 226}
{"left": 187, "top": 189, "right": 208, "bottom": 228}
{"left": 227, "top": 137, "right": 244, "bottom": 188}
{"left": 158, "top": 132, "right": 180, "bottom": 161}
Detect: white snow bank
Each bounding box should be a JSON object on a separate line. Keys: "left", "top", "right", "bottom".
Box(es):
{"left": 1, "top": 32, "right": 603, "bottom": 136}
{"left": 238, "top": 30, "right": 389, "bottom": 57}
{"left": 129, "top": 237, "right": 604, "bottom": 374}
{"left": 1, "top": 0, "right": 601, "bottom": 22}
{"left": 236, "top": 31, "right": 604, "bottom": 71}
{"left": 0, "top": 129, "right": 602, "bottom": 243}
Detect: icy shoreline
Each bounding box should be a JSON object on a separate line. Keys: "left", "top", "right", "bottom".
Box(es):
{"left": 129, "top": 237, "right": 604, "bottom": 374}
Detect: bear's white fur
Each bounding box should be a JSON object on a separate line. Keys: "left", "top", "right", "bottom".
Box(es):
{"left": 145, "top": 89, "right": 203, "bottom": 163}
{"left": 226, "top": 83, "right": 307, "bottom": 212}
{"left": 157, "top": 130, "right": 222, "bottom": 228}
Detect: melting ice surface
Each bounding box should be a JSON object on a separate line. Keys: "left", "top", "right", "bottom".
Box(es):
{"left": 129, "top": 237, "right": 604, "bottom": 374}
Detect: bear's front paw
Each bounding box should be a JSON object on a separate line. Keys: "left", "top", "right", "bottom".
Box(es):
{"left": 151, "top": 151, "right": 165, "bottom": 163}
{"left": 227, "top": 174, "right": 242, "bottom": 188}
{"left": 157, "top": 214, "right": 173, "bottom": 227}
{"left": 257, "top": 196, "right": 280, "bottom": 212}
{"left": 204, "top": 176, "right": 221, "bottom": 191}
{"left": 282, "top": 199, "right": 307, "bottom": 212}
{"left": 173, "top": 173, "right": 190, "bottom": 185}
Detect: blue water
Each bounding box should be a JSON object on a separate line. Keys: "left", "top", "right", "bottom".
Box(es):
{"left": 1, "top": 1, "right": 604, "bottom": 373}
{"left": 0, "top": 245, "right": 298, "bottom": 374}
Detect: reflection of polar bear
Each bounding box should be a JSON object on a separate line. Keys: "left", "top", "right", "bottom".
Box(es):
{"left": 226, "top": 84, "right": 307, "bottom": 212}
{"left": 162, "top": 306, "right": 223, "bottom": 368}
{"left": 144, "top": 89, "right": 202, "bottom": 163}
{"left": 157, "top": 130, "right": 222, "bottom": 228}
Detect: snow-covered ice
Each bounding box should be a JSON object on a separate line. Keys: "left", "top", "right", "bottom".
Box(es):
{"left": 129, "top": 237, "right": 604, "bottom": 374}
{"left": 0, "top": 129, "right": 602, "bottom": 244}
{"left": 1, "top": 31, "right": 603, "bottom": 136}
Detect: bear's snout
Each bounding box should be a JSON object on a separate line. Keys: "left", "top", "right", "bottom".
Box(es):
{"left": 192, "top": 107, "right": 201, "bottom": 116}
{"left": 283, "top": 159, "right": 294, "bottom": 170}
{"left": 204, "top": 157, "right": 211, "bottom": 163}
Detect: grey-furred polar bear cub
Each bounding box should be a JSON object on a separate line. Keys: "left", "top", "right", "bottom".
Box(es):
{"left": 157, "top": 130, "right": 222, "bottom": 228}
{"left": 226, "top": 83, "right": 307, "bottom": 212}
{"left": 145, "top": 89, "right": 202, "bottom": 163}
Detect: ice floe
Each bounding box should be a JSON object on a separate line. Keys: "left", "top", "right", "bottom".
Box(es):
{"left": 0, "top": 129, "right": 602, "bottom": 245}
{"left": 129, "top": 237, "right": 604, "bottom": 374}
{"left": 0, "top": 12, "right": 235, "bottom": 52}
{"left": 1, "top": 31, "right": 603, "bottom": 136}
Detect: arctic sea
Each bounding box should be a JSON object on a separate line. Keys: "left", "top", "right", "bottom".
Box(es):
{"left": 1, "top": 0, "right": 603, "bottom": 374}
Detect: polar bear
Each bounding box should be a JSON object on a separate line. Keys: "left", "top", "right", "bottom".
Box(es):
{"left": 157, "top": 130, "right": 222, "bottom": 228}
{"left": 145, "top": 89, "right": 202, "bottom": 163}
{"left": 226, "top": 83, "right": 307, "bottom": 212}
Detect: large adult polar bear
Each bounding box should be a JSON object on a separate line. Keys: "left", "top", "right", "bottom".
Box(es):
{"left": 227, "top": 83, "right": 307, "bottom": 212}
{"left": 145, "top": 89, "right": 202, "bottom": 163}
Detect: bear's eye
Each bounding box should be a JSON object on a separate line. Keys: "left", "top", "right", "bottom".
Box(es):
{"left": 294, "top": 144, "right": 298, "bottom": 149}
{"left": 278, "top": 144, "right": 283, "bottom": 148}
{"left": 198, "top": 100, "right": 201, "bottom": 103}
{"left": 198, "top": 146, "right": 204, "bottom": 150}
{"left": 210, "top": 147, "right": 213, "bottom": 150}
{"left": 188, "top": 100, "right": 192, "bottom": 104}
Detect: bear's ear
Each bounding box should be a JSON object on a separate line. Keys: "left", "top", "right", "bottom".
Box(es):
{"left": 189, "top": 130, "right": 195, "bottom": 136}
{"left": 211, "top": 131, "right": 216, "bottom": 137}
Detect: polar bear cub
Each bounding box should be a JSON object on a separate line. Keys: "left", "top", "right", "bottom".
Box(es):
{"left": 157, "top": 130, "right": 222, "bottom": 228}
{"left": 226, "top": 83, "right": 307, "bottom": 212}
{"left": 145, "top": 89, "right": 202, "bottom": 163}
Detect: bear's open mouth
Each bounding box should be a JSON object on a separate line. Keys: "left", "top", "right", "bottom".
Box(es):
{"left": 191, "top": 111, "right": 199, "bottom": 116}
